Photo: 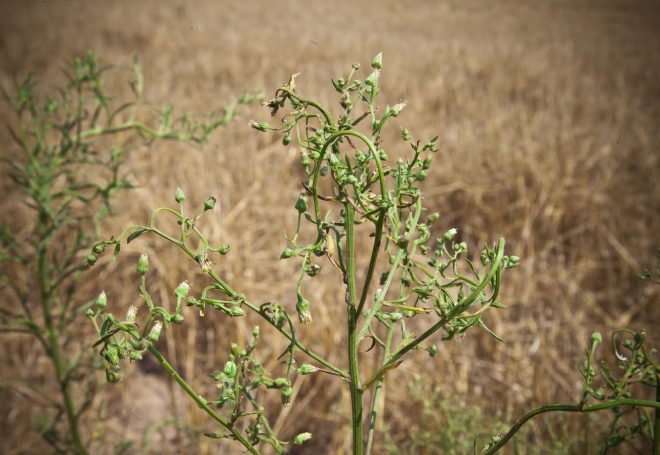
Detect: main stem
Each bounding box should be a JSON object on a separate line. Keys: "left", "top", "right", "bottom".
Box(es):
{"left": 345, "top": 205, "right": 363, "bottom": 455}
{"left": 38, "top": 212, "right": 86, "bottom": 455}
{"left": 654, "top": 374, "right": 659, "bottom": 455}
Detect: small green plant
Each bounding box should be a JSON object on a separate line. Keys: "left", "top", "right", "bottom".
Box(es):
{"left": 87, "top": 55, "right": 659, "bottom": 454}
{"left": 0, "top": 52, "right": 255, "bottom": 454}
{"left": 484, "top": 250, "right": 660, "bottom": 454}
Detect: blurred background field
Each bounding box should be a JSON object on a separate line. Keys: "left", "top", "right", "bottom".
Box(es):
{"left": 0, "top": 0, "right": 659, "bottom": 453}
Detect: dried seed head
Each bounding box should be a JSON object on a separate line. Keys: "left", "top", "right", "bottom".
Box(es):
{"left": 126, "top": 305, "right": 138, "bottom": 322}
{"left": 296, "top": 294, "right": 312, "bottom": 324}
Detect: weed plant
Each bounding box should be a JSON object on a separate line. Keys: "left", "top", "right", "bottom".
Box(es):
{"left": 0, "top": 53, "right": 254, "bottom": 454}
{"left": 89, "top": 55, "right": 659, "bottom": 454}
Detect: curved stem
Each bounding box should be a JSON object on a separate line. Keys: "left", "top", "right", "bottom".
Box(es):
{"left": 146, "top": 345, "right": 259, "bottom": 455}
{"left": 484, "top": 399, "right": 660, "bottom": 455}
{"left": 311, "top": 130, "right": 387, "bottom": 223}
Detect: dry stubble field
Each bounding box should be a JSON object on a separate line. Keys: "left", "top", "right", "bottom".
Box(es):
{"left": 1, "top": 0, "right": 659, "bottom": 453}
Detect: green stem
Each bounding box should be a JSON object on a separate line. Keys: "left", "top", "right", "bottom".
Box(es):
{"left": 362, "top": 238, "right": 505, "bottom": 390}
{"left": 484, "top": 399, "right": 660, "bottom": 455}
{"left": 345, "top": 205, "right": 364, "bottom": 455}
{"left": 654, "top": 374, "right": 659, "bottom": 455}
{"left": 145, "top": 225, "right": 349, "bottom": 379}
{"left": 146, "top": 345, "right": 259, "bottom": 455}
{"left": 355, "top": 209, "right": 386, "bottom": 318}
{"left": 37, "top": 212, "right": 86, "bottom": 455}
{"left": 365, "top": 323, "right": 395, "bottom": 455}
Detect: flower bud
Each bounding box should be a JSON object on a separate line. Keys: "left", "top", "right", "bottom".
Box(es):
{"left": 171, "top": 313, "right": 184, "bottom": 324}
{"left": 228, "top": 306, "right": 245, "bottom": 317}
{"left": 293, "top": 432, "right": 312, "bottom": 445}
{"left": 295, "top": 194, "right": 308, "bottom": 213}
{"left": 506, "top": 255, "right": 520, "bottom": 268}
{"left": 388, "top": 101, "right": 406, "bottom": 117}
{"left": 297, "top": 364, "right": 319, "bottom": 375}
{"left": 389, "top": 312, "right": 403, "bottom": 321}
{"left": 105, "top": 346, "right": 119, "bottom": 366}
{"left": 175, "top": 281, "right": 190, "bottom": 299}
{"left": 85, "top": 308, "right": 95, "bottom": 318}
{"left": 591, "top": 332, "right": 602, "bottom": 347}
{"left": 273, "top": 377, "right": 288, "bottom": 388}
{"left": 442, "top": 228, "right": 458, "bottom": 242}
{"left": 204, "top": 196, "right": 216, "bottom": 211}
{"left": 86, "top": 254, "right": 97, "bottom": 266}
{"left": 280, "top": 248, "right": 296, "bottom": 259}
{"left": 249, "top": 120, "right": 271, "bottom": 132}
{"left": 282, "top": 132, "right": 292, "bottom": 145}
{"left": 175, "top": 187, "right": 186, "bottom": 203}
{"left": 231, "top": 343, "right": 246, "bottom": 357}
{"left": 147, "top": 321, "right": 163, "bottom": 343}
{"left": 427, "top": 212, "right": 440, "bottom": 223}
{"left": 281, "top": 386, "right": 293, "bottom": 407}
{"left": 296, "top": 294, "right": 312, "bottom": 324}
{"left": 413, "top": 170, "right": 427, "bottom": 181}
{"left": 401, "top": 128, "right": 412, "bottom": 142}
{"left": 105, "top": 369, "right": 120, "bottom": 383}
{"left": 223, "top": 360, "right": 237, "bottom": 378}
{"left": 92, "top": 244, "right": 106, "bottom": 255}
{"left": 453, "top": 242, "right": 468, "bottom": 254}
{"left": 365, "top": 70, "right": 380, "bottom": 87}
{"left": 129, "top": 350, "right": 143, "bottom": 361}
{"left": 96, "top": 291, "right": 107, "bottom": 310}
{"left": 252, "top": 326, "right": 260, "bottom": 338}
{"left": 372, "top": 53, "right": 383, "bottom": 70}
{"left": 137, "top": 253, "right": 149, "bottom": 275}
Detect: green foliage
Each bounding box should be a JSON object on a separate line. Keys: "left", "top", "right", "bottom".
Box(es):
{"left": 0, "top": 52, "right": 253, "bottom": 454}
{"left": 89, "top": 55, "right": 513, "bottom": 454}
{"left": 87, "top": 54, "right": 659, "bottom": 455}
